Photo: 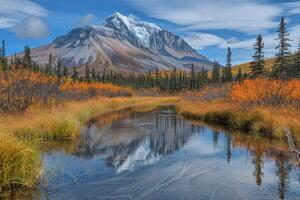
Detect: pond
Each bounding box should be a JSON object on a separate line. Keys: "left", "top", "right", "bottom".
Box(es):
{"left": 7, "top": 108, "right": 300, "bottom": 199}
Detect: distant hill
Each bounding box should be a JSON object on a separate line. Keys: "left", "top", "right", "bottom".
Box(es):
{"left": 232, "top": 58, "right": 276, "bottom": 75}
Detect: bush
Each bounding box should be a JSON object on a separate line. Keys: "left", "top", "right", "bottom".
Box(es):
{"left": 60, "top": 81, "right": 133, "bottom": 99}
{"left": 230, "top": 78, "right": 300, "bottom": 107}
{"left": 0, "top": 70, "right": 134, "bottom": 113}
{"left": 0, "top": 70, "right": 58, "bottom": 112}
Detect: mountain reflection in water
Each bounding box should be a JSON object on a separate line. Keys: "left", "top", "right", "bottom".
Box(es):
{"left": 37, "top": 108, "right": 300, "bottom": 200}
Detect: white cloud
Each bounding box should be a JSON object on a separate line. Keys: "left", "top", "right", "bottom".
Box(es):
{"left": 219, "top": 24, "right": 300, "bottom": 57}
{"left": 77, "top": 13, "right": 96, "bottom": 27}
{"left": 11, "top": 16, "right": 49, "bottom": 39}
{"left": 183, "top": 33, "right": 226, "bottom": 49}
{"left": 127, "top": 0, "right": 282, "bottom": 33}
{"left": 0, "top": 0, "right": 48, "bottom": 27}
{"left": 283, "top": 1, "right": 300, "bottom": 15}
{"left": 0, "top": 17, "right": 15, "bottom": 29}
{"left": 0, "top": 0, "right": 49, "bottom": 38}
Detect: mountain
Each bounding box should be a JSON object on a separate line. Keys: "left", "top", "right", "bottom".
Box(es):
{"left": 25, "top": 12, "right": 213, "bottom": 73}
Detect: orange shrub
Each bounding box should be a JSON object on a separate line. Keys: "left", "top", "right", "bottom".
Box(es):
{"left": 60, "top": 81, "right": 133, "bottom": 99}
{"left": 181, "top": 84, "right": 230, "bottom": 101}
{"left": 230, "top": 78, "right": 300, "bottom": 107}
{"left": 0, "top": 70, "right": 58, "bottom": 112}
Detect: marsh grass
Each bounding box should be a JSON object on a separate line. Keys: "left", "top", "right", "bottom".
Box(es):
{"left": 0, "top": 134, "right": 41, "bottom": 189}
{"left": 0, "top": 97, "right": 178, "bottom": 190}
{"left": 178, "top": 99, "right": 300, "bottom": 142}
{"left": 0, "top": 97, "right": 178, "bottom": 141}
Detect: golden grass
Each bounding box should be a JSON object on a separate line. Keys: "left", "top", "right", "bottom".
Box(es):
{"left": 177, "top": 98, "right": 300, "bottom": 142}
{"left": 0, "top": 133, "right": 41, "bottom": 189}
{"left": 0, "top": 96, "right": 178, "bottom": 190}
{"left": 0, "top": 97, "right": 178, "bottom": 141}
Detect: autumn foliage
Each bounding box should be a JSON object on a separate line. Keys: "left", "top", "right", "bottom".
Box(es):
{"left": 0, "top": 70, "right": 133, "bottom": 112}
{"left": 230, "top": 78, "right": 300, "bottom": 107}
{"left": 60, "top": 81, "right": 133, "bottom": 99}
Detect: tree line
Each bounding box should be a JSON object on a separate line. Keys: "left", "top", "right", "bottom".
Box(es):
{"left": 1, "top": 16, "right": 300, "bottom": 93}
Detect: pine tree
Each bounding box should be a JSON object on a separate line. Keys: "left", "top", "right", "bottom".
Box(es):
{"left": 57, "top": 55, "right": 62, "bottom": 85}
{"left": 250, "top": 34, "right": 265, "bottom": 78}
{"left": 212, "top": 60, "right": 221, "bottom": 83}
{"left": 63, "top": 66, "right": 68, "bottom": 77}
{"left": 273, "top": 17, "right": 292, "bottom": 79}
{"left": 0, "top": 40, "right": 7, "bottom": 71}
{"left": 72, "top": 66, "right": 79, "bottom": 82}
{"left": 236, "top": 68, "right": 243, "bottom": 83}
{"left": 46, "top": 53, "right": 53, "bottom": 75}
{"left": 223, "top": 47, "right": 233, "bottom": 82}
{"left": 91, "top": 68, "right": 97, "bottom": 82}
{"left": 294, "top": 37, "right": 300, "bottom": 78}
{"left": 85, "top": 64, "right": 92, "bottom": 83}
{"left": 1, "top": 40, "right": 5, "bottom": 59}
{"left": 190, "top": 63, "right": 196, "bottom": 90}
{"left": 23, "top": 45, "right": 32, "bottom": 69}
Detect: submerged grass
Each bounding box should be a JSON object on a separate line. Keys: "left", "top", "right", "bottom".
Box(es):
{"left": 0, "top": 97, "right": 178, "bottom": 190}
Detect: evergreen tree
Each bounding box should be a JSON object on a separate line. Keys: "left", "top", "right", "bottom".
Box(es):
{"left": 23, "top": 45, "right": 32, "bottom": 69}
{"left": 57, "top": 55, "right": 62, "bottom": 85}
{"left": 293, "top": 37, "right": 300, "bottom": 78}
{"left": 250, "top": 34, "right": 265, "bottom": 78}
{"left": 0, "top": 40, "right": 7, "bottom": 71}
{"left": 154, "top": 68, "right": 159, "bottom": 87}
{"left": 169, "top": 67, "right": 177, "bottom": 92}
{"left": 1, "top": 39, "right": 5, "bottom": 59}
{"left": 85, "top": 64, "right": 92, "bottom": 83}
{"left": 273, "top": 17, "right": 292, "bottom": 79}
{"left": 63, "top": 66, "right": 68, "bottom": 77}
{"left": 46, "top": 53, "right": 53, "bottom": 75}
{"left": 72, "top": 66, "right": 79, "bottom": 82}
{"left": 190, "top": 64, "right": 196, "bottom": 90}
{"left": 223, "top": 47, "right": 233, "bottom": 82}
{"left": 236, "top": 68, "right": 243, "bottom": 83}
{"left": 91, "top": 68, "right": 97, "bottom": 82}
{"left": 212, "top": 60, "right": 221, "bottom": 83}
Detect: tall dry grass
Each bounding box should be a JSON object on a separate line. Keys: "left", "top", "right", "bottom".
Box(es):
{"left": 0, "top": 97, "right": 178, "bottom": 141}
{"left": 0, "top": 134, "right": 40, "bottom": 189}
{"left": 178, "top": 98, "right": 300, "bottom": 142}
{"left": 0, "top": 96, "right": 178, "bottom": 190}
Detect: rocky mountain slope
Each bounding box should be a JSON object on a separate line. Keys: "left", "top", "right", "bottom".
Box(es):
{"left": 27, "top": 12, "right": 213, "bottom": 73}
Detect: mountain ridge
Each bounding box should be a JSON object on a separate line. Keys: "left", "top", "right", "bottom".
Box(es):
{"left": 20, "top": 12, "right": 213, "bottom": 73}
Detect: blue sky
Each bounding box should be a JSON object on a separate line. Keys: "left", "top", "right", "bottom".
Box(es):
{"left": 0, "top": 0, "right": 300, "bottom": 65}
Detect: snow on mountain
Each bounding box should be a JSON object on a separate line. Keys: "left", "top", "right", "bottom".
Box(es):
{"left": 104, "top": 12, "right": 161, "bottom": 48}
{"left": 24, "top": 12, "right": 213, "bottom": 73}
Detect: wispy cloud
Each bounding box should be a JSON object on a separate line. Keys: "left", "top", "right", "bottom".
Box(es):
{"left": 0, "top": 0, "right": 49, "bottom": 38}
{"left": 283, "top": 1, "right": 300, "bottom": 15}
{"left": 11, "top": 16, "right": 49, "bottom": 39}
{"left": 183, "top": 33, "right": 226, "bottom": 50}
{"left": 77, "top": 13, "right": 96, "bottom": 27}
{"left": 127, "top": 0, "right": 282, "bottom": 33}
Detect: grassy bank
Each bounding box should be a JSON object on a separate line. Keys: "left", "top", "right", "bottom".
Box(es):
{"left": 177, "top": 99, "right": 300, "bottom": 142}
{"left": 0, "top": 97, "right": 178, "bottom": 190}
{"left": 0, "top": 97, "right": 178, "bottom": 141}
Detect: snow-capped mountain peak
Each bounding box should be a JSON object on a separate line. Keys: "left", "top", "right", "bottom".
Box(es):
{"left": 104, "top": 12, "right": 161, "bottom": 48}
{"left": 21, "top": 12, "right": 213, "bottom": 73}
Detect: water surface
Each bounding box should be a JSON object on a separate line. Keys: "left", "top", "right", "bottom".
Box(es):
{"left": 28, "top": 109, "right": 300, "bottom": 199}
